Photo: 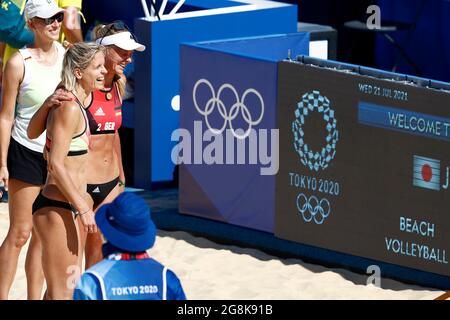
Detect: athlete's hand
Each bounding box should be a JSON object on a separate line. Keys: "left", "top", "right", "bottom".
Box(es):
{"left": 118, "top": 178, "right": 125, "bottom": 193}
{"left": 62, "top": 40, "right": 74, "bottom": 50}
{"left": 44, "top": 88, "right": 73, "bottom": 109}
{"left": 79, "top": 209, "right": 97, "bottom": 234}
{"left": 0, "top": 166, "right": 9, "bottom": 198}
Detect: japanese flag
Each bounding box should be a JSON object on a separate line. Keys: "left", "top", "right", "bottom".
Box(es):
{"left": 413, "top": 155, "right": 440, "bottom": 191}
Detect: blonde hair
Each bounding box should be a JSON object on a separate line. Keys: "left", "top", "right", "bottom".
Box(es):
{"left": 61, "top": 42, "right": 105, "bottom": 91}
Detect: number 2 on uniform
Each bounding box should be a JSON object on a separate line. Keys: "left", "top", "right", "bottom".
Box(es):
{"left": 97, "top": 122, "right": 115, "bottom": 131}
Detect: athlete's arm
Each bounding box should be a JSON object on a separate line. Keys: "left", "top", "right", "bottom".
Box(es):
{"left": 0, "top": 42, "right": 5, "bottom": 86}
{"left": 116, "top": 74, "right": 127, "bottom": 99}
{"left": 61, "top": 6, "right": 83, "bottom": 43}
{"left": 115, "top": 77, "right": 126, "bottom": 189}
{"left": 47, "top": 102, "right": 96, "bottom": 233}
{"left": 27, "top": 88, "right": 73, "bottom": 139}
{"left": 0, "top": 53, "right": 23, "bottom": 191}
{"left": 114, "top": 131, "right": 125, "bottom": 190}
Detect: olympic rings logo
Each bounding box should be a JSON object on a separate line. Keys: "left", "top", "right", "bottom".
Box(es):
{"left": 296, "top": 193, "right": 331, "bottom": 225}
{"left": 193, "top": 79, "right": 265, "bottom": 140}
{"left": 292, "top": 90, "right": 338, "bottom": 171}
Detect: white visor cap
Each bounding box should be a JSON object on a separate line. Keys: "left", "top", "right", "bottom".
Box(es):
{"left": 25, "top": 0, "right": 64, "bottom": 20}
{"left": 96, "top": 31, "right": 146, "bottom": 52}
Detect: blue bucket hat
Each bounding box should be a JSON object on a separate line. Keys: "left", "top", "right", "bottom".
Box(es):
{"left": 95, "top": 192, "right": 156, "bottom": 252}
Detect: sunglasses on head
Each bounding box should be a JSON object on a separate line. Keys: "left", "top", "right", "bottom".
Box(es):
{"left": 99, "top": 20, "right": 139, "bottom": 45}
{"left": 37, "top": 12, "right": 64, "bottom": 26}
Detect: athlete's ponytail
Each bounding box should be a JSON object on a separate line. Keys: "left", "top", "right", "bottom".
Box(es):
{"left": 93, "top": 21, "right": 128, "bottom": 40}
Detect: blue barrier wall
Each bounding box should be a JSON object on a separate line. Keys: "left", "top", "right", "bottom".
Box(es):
{"left": 133, "top": 1, "right": 298, "bottom": 187}
{"left": 179, "top": 33, "right": 309, "bottom": 232}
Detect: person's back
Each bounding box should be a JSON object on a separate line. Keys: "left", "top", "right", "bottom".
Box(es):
{"left": 74, "top": 250, "right": 186, "bottom": 300}
{"left": 73, "top": 192, "right": 187, "bottom": 300}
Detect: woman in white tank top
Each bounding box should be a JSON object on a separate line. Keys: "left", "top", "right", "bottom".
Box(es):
{"left": 0, "top": 0, "right": 65, "bottom": 300}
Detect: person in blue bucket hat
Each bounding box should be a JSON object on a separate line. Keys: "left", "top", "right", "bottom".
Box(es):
{"left": 73, "top": 192, "right": 186, "bottom": 300}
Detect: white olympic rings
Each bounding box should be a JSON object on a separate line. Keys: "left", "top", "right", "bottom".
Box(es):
{"left": 193, "top": 79, "right": 264, "bottom": 139}
{"left": 296, "top": 193, "right": 331, "bottom": 225}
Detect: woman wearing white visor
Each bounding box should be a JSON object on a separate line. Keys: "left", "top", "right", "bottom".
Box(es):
{"left": 0, "top": 0, "right": 66, "bottom": 300}
{"left": 28, "top": 21, "right": 145, "bottom": 270}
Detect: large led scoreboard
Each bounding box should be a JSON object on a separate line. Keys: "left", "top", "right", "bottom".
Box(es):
{"left": 275, "top": 59, "right": 450, "bottom": 277}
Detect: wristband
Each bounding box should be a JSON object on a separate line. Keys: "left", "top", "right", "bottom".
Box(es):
{"left": 78, "top": 209, "right": 90, "bottom": 216}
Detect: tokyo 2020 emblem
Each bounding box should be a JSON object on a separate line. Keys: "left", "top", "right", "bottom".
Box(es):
{"left": 292, "top": 90, "right": 339, "bottom": 172}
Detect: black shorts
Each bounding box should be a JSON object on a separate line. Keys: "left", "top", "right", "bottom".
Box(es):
{"left": 32, "top": 191, "right": 74, "bottom": 215}
{"left": 87, "top": 177, "right": 120, "bottom": 208}
{"left": 7, "top": 138, "right": 47, "bottom": 185}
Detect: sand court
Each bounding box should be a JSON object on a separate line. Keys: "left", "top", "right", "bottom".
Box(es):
{"left": 1, "top": 202, "right": 444, "bottom": 300}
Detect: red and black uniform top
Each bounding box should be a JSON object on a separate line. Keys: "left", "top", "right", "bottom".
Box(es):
{"left": 86, "top": 81, "right": 122, "bottom": 135}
